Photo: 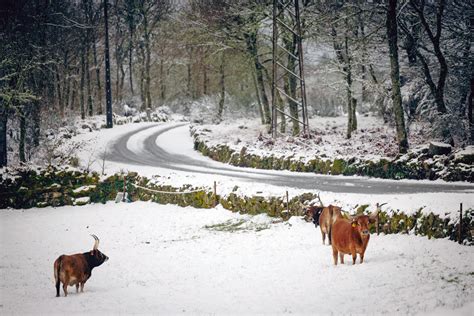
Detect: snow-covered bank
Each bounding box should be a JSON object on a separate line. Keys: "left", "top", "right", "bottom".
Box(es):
{"left": 192, "top": 117, "right": 474, "bottom": 182}
{"left": 1, "top": 202, "right": 473, "bottom": 314}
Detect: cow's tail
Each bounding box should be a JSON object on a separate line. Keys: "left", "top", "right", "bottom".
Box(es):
{"left": 55, "top": 255, "right": 63, "bottom": 297}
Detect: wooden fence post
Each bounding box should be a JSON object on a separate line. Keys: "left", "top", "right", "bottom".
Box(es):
{"left": 213, "top": 181, "right": 217, "bottom": 207}
{"left": 376, "top": 211, "right": 379, "bottom": 236}
{"left": 458, "top": 203, "right": 463, "bottom": 244}
{"left": 122, "top": 175, "right": 127, "bottom": 202}
{"left": 286, "top": 191, "right": 289, "bottom": 214}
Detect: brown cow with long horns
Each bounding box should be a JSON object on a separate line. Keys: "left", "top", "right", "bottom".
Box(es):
{"left": 54, "top": 235, "right": 109, "bottom": 297}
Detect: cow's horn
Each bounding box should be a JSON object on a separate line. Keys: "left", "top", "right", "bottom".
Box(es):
{"left": 91, "top": 234, "right": 99, "bottom": 250}
{"left": 346, "top": 212, "right": 356, "bottom": 221}
{"left": 377, "top": 202, "right": 388, "bottom": 209}
{"left": 370, "top": 203, "right": 386, "bottom": 219}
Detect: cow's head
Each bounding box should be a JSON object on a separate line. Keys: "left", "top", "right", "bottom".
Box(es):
{"left": 350, "top": 215, "right": 372, "bottom": 236}
{"left": 350, "top": 205, "right": 381, "bottom": 236}
{"left": 89, "top": 234, "right": 109, "bottom": 267}
{"left": 304, "top": 206, "right": 324, "bottom": 225}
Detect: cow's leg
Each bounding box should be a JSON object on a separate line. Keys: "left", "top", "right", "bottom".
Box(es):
{"left": 321, "top": 230, "right": 326, "bottom": 245}
{"left": 351, "top": 250, "right": 357, "bottom": 265}
{"left": 80, "top": 282, "right": 85, "bottom": 293}
{"left": 332, "top": 246, "right": 338, "bottom": 265}
{"left": 63, "top": 283, "right": 68, "bottom": 297}
{"left": 360, "top": 252, "right": 364, "bottom": 264}
{"left": 76, "top": 284, "right": 79, "bottom": 293}
{"left": 328, "top": 226, "right": 332, "bottom": 245}
{"left": 62, "top": 275, "right": 69, "bottom": 297}
{"left": 339, "top": 253, "right": 344, "bottom": 264}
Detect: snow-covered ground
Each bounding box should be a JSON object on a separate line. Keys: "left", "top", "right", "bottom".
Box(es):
{"left": 67, "top": 121, "right": 473, "bottom": 218}
{"left": 0, "top": 202, "right": 473, "bottom": 314}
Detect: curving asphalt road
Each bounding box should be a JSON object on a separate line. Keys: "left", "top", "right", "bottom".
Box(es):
{"left": 106, "top": 123, "right": 474, "bottom": 195}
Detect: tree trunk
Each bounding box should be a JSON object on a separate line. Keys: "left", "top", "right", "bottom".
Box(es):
{"left": 115, "top": 45, "right": 121, "bottom": 102}
{"left": 186, "top": 59, "right": 193, "bottom": 98}
{"left": 387, "top": 0, "right": 409, "bottom": 153}
{"left": 64, "top": 51, "right": 71, "bottom": 114}
{"left": 86, "top": 44, "right": 93, "bottom": 116}
{"left": 404, "top": 12, "right": 420, "bottom": 67}
{"left": 245, "top": 32, "right": 270, "bottom": 124}
{"left": 255, "top": 58, "right": 271, "bottom": 124}
{"left": 56, "top": 66, "right": 63, "bottom": 117}
{"left": 119, "top": 62, "right": 125, "bottom": 102}
{"left": 104, "top": 0, "right": 113, "bottom": 128}
{"left": 344, "top": 31, "right": 356, "bottom": 137}
{"left": 332, "top": 26, "right": 355, "bottom": 139}
{"left": 351, "top": 97, "right": 357, "bottom": 131}
{"left": 19, "top": 107, "right": 26, "bottom": 163}
{"left": 277, "top": 89, "right": 286, "bottom": 133}
{"left": 346, "top": 84, "right": 353, "bottom": 139}
{"left": 129, "top": 38, "right": 134, "bottom": 95}
{"left": 409, "top": 0, "right": 447, "bottom": 114}
{"left": 144, "top": 18, "right": 152, "bottom": 110}
{"left": 217, "top": 52, "right": 225, "bottom": 121}
{"left": 203, "top": 62, "right": 208, "bottom": 96}
{"left": 160, "top": 59, "right": 166, "bottom": 102}
{"left": 284, "top": 34, "right": 299, "bottom": 136}
{"left": 70, "top": 71, "right": 77, "bottom": 112}
{"left": 32, "top": 100, "right": 40, "bottom": 148}
{"left": 80, "top": 48, "right": 86, "bottom": 120}
{"left": 359, "top": 16, "right": 368, "bottom": 104}
{"left": 252, "top": 67, "right": 265, "bottom": 124}
{"left": 0, "top": 102, "right": 7, "bottom": 167}
{"left": 92, "top": 34, "right": 103, "bottom": 115}
{"left": 128, "top": 18, "right": 134, "bottom": 95}
{"left": 469, "top": 77, "right": 473, "bottom": 144}
{"left": 139, "top": 46, "right": 145, "bottom": 109}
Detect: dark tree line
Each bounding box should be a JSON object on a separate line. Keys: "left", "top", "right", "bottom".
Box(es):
{"left": 0, "top": 0, "right": 171, "bottom": 167}
{"left": 1, "top": 0, "right": 472, "bottom": 167}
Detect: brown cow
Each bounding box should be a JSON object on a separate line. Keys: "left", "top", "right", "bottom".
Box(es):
{"left": 54, "top": 235, "right": 109, "bottom": 297}
{"left": 331, "top": 207, "right": 380, "bottom": 265}
{"left": 319, "top": 205, "right": 342, "bottom": 245}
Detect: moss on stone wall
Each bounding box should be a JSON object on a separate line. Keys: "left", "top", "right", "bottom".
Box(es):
{"left": 192, "top": 139, "right": 474, "bottom": 182}
{"left": 1, "top": 168, "right": 472, "bottom": 244}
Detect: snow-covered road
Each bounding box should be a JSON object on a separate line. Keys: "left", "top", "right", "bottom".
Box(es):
{"left": 71, "top": 121, "right": 474, "bottom": 217}
{"left": 106, "top": 122, "right": 473, "bottom": 194}
{"left": 1, "top": 202, "right": 473, "bottom": 314}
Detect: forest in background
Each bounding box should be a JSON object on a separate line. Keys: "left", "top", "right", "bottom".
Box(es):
{"left": 0, "top": 0, "right": 472, "bottom": 167}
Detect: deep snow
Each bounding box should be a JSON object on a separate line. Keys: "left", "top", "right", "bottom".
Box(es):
{"left": 0, "top": 202, "right": 473, "bottom": 315}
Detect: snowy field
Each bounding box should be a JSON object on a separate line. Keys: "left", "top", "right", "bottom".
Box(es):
{"left": 1, "top": 202, "right": 473, "bottom": 315}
